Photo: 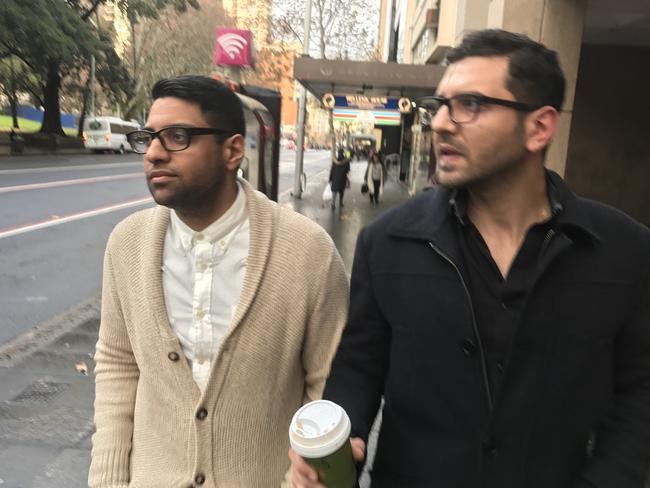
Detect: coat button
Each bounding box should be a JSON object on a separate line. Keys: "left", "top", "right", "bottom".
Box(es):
{"left": 459, "top": 339, "right": 477, "bottom": 356}
{"left": 194, "top": 473, "right": 206, "bottom": 484}
{"left": 168, "top": 351, "right": 180, "bottom": 362}
{"left": 196, "top": 408, "right": 208, "bottom": 420}
{"left": 482, "top": 436, "right": 499, "bottom": 456}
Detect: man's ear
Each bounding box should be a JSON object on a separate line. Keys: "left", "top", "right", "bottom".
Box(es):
{"left": 222, "top": 134, "right": 245, "bottom": 171}
{"left": 525, "top": 106, "right": 559, "bottom": 154}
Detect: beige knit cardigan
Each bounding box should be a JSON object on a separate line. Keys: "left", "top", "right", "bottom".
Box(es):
{"left": 89, "top": 180, "right": 349, "bottom": 487}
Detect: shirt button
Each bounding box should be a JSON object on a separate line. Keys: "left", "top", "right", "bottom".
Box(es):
{"left": 196, "top": 408, "right": 208, "bottom": 420}
{"left": 196, "top": 310, "right": 205, "bottom": 320}
{"left": 197, "top": 263, "right": 207, "bottom": 272}
{"left": 459, "top": 339, "right": 477, "bottom": 356}
{"left": 168, "top": 351, "right": 180, "bottom": 362}
{"left": 195, "top": 233, "right": 204, "bottom": 240}
{"left": 194, "top": 473, "right": 206, "bottom": 485}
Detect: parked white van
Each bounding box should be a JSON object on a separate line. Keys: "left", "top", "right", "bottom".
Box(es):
{"left": 83, "top": 116, "right": 139, "bottom": 154}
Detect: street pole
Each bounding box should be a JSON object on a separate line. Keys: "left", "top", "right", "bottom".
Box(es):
{"left": 90, "top": 55, "right": 96, "bottom": 117}
{"left": 293, "top": 0, "right": 312, "bottom": 198}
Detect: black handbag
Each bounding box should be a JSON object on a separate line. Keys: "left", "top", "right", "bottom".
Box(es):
{"left": 361, "top": 182, "right": 369, "bottom": 194}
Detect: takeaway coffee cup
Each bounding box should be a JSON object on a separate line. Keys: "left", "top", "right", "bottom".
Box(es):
{"left": 289, "top": 400, "right": 357, "bottom": 488}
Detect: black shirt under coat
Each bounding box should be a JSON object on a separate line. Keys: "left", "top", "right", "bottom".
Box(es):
{"left": 452, "top": 186, "right": 561, "bottom": 402}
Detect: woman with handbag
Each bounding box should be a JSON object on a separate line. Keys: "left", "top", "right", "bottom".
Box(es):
{"left": 364, "top": 151, "right": 385, "bottom": 206}
{"left": 329, "top": 148, "right": 350, "bottom": 210}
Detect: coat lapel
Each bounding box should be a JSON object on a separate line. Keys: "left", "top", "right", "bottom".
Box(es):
{"left": 386, "top": 185, "right": 464, "bottom": 267}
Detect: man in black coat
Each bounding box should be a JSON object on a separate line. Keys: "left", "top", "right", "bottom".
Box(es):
{"left": 289, "top": 29, "right": 650, "bottom": 488}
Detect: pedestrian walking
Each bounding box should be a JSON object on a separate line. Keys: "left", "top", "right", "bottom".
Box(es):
{"left": 289, "top": 29, "right": 650, "bottom": 488}
{"left": 329, "top": 147, "right": 351, "bottom": 210}
{"left": 89, "top": 75, "right": 349, "bottom": 488}
{"left": 364, "top": 152, "right": 385, "bottom": 205}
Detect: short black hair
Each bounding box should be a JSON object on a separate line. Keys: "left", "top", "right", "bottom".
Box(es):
{"left": 446, "top": 29, "right": 565, "bottom": 111}
{"left": 151, "top": 75, "right": 246, "bottom": 137}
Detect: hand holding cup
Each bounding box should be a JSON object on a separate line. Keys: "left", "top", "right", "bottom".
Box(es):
{"left": 289, "top": 400, "right": 365, "bottom": 488}
{"left": 289, "top": 438, "right": 365, "bottom": 488}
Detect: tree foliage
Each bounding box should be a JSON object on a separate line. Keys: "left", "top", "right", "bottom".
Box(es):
{"left": 0, "top": 0, "right": 199, "bottom": 135}
{"left": 272, "top": 0, "right": 378, "bottom": 60}
{"left": 0, "top": 56, "right": 40, "bottom": 128}
{"left": 122, "top": 0, "right": 230, "bottom": 121}
{"left": 271, "top": 0, "right": 378, "bottom": 155}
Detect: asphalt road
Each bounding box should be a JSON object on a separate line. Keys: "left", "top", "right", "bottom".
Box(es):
{"left": 0, "top": 149, "right": 331, "bottom": 346}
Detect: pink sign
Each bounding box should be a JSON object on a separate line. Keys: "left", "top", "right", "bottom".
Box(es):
{"left": 215, "top": 28, "right": 253, "bottom": 66}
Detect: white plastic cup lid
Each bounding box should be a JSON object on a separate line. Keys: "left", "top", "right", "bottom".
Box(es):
{"left": 289, "top": 400, "right": 351, "bottom": 458}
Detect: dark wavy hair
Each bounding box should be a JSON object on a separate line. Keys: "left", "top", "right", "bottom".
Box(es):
{"left": 446, "top": 29, "right": 565, "bottom": 111}
{"left": 151, "top": 75, "right": 246, "bottom": 138}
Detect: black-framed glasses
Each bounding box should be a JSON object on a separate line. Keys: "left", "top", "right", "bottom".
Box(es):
{"left": 417, "top": 94, "right": 542, "bottom": 125}
{"left": 126, "top": 126, "right": 233, "bottom": 154}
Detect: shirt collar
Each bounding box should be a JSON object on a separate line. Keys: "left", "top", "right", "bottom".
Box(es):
{"left": 448, "top": 172, "right": 564, "bottom": 226}
{"left": 169, "top": 181, "right": 248, "bottom": 253}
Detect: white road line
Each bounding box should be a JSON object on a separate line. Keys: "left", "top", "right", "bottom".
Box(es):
{"left": 0, "top": 161, "right": 142, "bottom": 175}
{"left": 0, "top": 173, "right": 142, "bottom": 193}
{"left": 0, "top": 197, "right": 153, "bottom": 240}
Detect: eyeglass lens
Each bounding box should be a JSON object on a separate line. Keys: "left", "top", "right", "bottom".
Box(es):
{"left": 421, "top": 96, "right": 480, "bottom": 125}
{"left": 129, "top": 127, "right": 191, "bottom": 153}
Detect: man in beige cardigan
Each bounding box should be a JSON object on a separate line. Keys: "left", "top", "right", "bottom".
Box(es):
{"left": 89, "top": 75, "right": 348, "bottom": 488}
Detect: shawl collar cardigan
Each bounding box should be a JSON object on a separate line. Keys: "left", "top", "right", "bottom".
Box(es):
{"left": 89, "top": 179, "right": 349, "bottom": 487}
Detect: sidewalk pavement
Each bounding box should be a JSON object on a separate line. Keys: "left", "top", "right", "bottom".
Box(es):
{"left": 0, "top": 160, "right": 412, "bottom": 487}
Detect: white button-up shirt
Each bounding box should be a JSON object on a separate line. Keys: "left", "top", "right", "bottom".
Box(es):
{"left": 162, "top": 183, "right": 249, "bottom": 392}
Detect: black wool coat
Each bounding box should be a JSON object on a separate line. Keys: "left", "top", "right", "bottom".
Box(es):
{"left": 324, "top": 171, "right": 650, "bottom": 488}
{"left": 330, "top": 160, "right": 350, "bottom": 193}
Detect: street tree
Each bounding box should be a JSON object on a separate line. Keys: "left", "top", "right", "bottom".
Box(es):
{"left": 0, "top": 56, "right": 40, "bottom": 129}
{"left": 122, "top": 0, "right": 229, "bottom": 121}
{"left": 0, "top": 0, "right": 199, "bottom": 135}
{"left": 62, "top": 29, "right": 134, "bottom": 138}
{"left": 0, "top": 0, "right": 103, "bottom": 135}
{"left": 272, "top": 0, "right": 378, "bottom": 60}
{"left": 272, "top": 0, "right": 379, "bottom": 153}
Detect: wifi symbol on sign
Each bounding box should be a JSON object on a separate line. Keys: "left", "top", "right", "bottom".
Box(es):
{"left": 218, "top": 33, "right": 248, "bottom": 59}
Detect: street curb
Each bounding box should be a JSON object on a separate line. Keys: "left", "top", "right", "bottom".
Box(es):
{"left": 0, "top": 294, "right": 101, "bottom": 366}
{"left": 0, "top": 149, "right": 90, "bottom": 158}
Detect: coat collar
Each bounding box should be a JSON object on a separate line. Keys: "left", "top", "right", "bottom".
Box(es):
{"left": 386, "top": 170, "right": 601, "bottom": 246}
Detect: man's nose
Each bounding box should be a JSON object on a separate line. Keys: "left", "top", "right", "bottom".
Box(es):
{"left": 144, "top": 135, "right": 169, "bottom": 163}
{"left": 431, "top": 104, "right": 456, "bottom": 134}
